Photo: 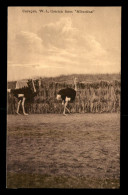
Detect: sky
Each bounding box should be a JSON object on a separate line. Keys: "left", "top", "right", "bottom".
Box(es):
{"left": 7, "top": 6, "right": 121, "bottom": 81}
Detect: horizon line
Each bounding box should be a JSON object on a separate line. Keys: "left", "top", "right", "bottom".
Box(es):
{"left": 7, "top": 72, "right": 121, "bottom": 82}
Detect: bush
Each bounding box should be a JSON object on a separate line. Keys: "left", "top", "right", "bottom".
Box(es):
{"left": 7, "top": 78, "right": 120, "bottom": 114}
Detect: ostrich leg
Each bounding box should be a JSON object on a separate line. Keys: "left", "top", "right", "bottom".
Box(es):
{"left": 16, "top": 100, "right": 21, "bottom": 115}
{"left": 63, "top": 102, "right": 66, "bottom": 115}
{"left": 90, "top": 102, "right": 93, "bottom": 113}
{"left": 65, "top": 101, "right": 70, "bottom": 113}
{"left": 22, "top": 97, "right": 28, "bottom": 115}
{"left": 63, "top": 101, "right": 70, "bottom": 116}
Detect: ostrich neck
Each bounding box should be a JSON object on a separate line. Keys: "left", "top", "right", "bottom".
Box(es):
{"left": 32, "top": 80, "right": 36, "bottom": 93}
{"left": 74, "top": 81, "right": 77, "bottom": 91}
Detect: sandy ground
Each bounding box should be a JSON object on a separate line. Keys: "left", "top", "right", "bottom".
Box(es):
{"left": 6, "top": 113, "right": 120, "bottom": 189}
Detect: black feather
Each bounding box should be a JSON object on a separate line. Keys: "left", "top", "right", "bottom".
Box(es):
{"left": 58, "top": 87, "right": 76, "bottom": 102}
{"left": 11, "top": 79, "right": 40, "bottom": 102}
{"left": 11, "top": 87, "right": 37, "bottom": 102}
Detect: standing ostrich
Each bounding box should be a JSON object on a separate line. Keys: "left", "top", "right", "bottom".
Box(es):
{"left": 8, "top": 79, "right": 41, "bottom": 115}
{"left": 56, "top": 78, "right": 77, "bottom": 115}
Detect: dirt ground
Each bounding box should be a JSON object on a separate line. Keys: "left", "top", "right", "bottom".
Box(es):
{"left": 6, "top": 113, "right": 120, "bottom": 189}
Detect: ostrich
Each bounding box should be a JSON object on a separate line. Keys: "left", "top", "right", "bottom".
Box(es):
{"left": 56, "top": 78, "right": 77, "bottom": 115}
{"left": 8, "top": 79, "right": 41, "bottom": 115}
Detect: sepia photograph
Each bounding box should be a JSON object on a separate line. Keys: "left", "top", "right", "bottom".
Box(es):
{"left": 7, "top": 6, "right": 121, "bottom": 188}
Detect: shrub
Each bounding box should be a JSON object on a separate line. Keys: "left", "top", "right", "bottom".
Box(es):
{"left": 7, "top": 78, "right": 120, "bottom": 114}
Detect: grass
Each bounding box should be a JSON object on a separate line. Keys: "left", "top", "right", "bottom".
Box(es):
{"left": 7, "top": 172, "right": 119, "bottom": 189}
{"left": 6, "top": 113, "right": 120, "bottom": 189}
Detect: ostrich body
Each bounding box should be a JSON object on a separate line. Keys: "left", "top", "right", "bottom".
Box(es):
{"left": 9, "top": 79, "right": 41, "bottom": 115}
{"left": 56, "top": 78, "right": 77, "bottom": 115}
